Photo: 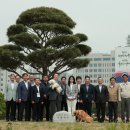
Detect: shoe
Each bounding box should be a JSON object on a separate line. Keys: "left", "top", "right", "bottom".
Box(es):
{"left": 126, "top": 119, "right": 129, "bottom": 123}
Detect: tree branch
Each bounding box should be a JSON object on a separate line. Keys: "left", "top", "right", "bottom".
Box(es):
{"left": 6, "top": 68, "right": 22, "bottom": 77}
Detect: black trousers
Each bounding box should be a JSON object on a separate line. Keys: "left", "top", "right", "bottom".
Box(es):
{"left": 76, "top": 101, "right": 83, "bottom": 110}
{"left": 83, "top": 102, "right": 92, "bottom": 116}
{"left": 32, "top": 102, "right": 41, "bottom": 121}
{"left": 96, "top": 103, "right": 106, "bottom": 122}
{"left": 6, "top": 99, "right": 16, "bottom": 121}
{"left": 61, "top": 97, "right": 68, "bottom": 111}
{"left": 56, "top": 100, "right": 62, "bottom": 111}
{"left": 49, "top": 100, "right": 57, "bottom": 121}
{"left": 16, "top": 102, "right": 20, "bottom": 120}
{"left": 40, "top": 99, "right": 50, "bottom": 121}
{"left": 108, "top": 102, "right": 118, "bottom": 121}
{"left": 18, "top": 101, "right": 31, "bottom": 121}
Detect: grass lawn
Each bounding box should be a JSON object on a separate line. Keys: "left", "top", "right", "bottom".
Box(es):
{"left": 0, "top": 120, "right": 130, "bottom": 130}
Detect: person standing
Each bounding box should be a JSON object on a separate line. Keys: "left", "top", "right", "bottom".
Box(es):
{"left": 18, "top": 73, "right": 31, "bottom": 121}
{"left": 40, "top": 75, "right": 50, "bottom": 121}
{"left": 31, "top": 78, "right": 44, "bottom": 121}
{"left": 76, "top": 76, "right": 83, "bottom": 110}
{"left": 5, "top": 74, "right": 18, "bottom": 121}
{"left": 48, "top": 73, "right": 62, "bottom": 121}
{"left": 80, "top": 76, "right": 95, "bottom": 116}
{"left": 120, "top": 72, "right": 130, "bottom": 123}
{"left": 29, "top": 75, "right": 35, "bottom": 87}
{"left": 95, "top": 77, "right": 109, "bottom": 122}
{"left": 15, "top": 75, "right": 21, "bottom": 121}
{"left": 53, "top": 73, "right": 62, "bottom": 111}
{"left": 107, "top": 77, "right": 121, "bottom": 122}
{"left": 61, "top": 76, "right": 68, "bottom": 111}
{"left": 29, "top": 75, "right": 35, "bottom": 120}
{"left": 66, "top": 76, "right": 78, "bottom": 114}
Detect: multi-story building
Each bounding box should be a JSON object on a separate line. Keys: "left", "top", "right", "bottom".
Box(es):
{"left": 0, "top": 69, "right": 12, "bottom": 94}
{"left": 0, "top": 66, "right": 40, "bottom": 94}
{"left": 73, "top": 51, "right": 115, "bottom": 85}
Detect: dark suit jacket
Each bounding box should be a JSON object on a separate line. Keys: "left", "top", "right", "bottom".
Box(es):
{"left": 41, "top": 82, "right": 50, "bottom": 98}
{"left": 61, "top": 84, "right": 67, "bottom": 99}
{"left": 80, "top": 84, "right": 95, "bottom": 103}
{"left": 31, "top": 85, "right": 44, "bottom": 103}
{"left": 48, "top": 87, "right": 58, "bottom": 101}
{"left": 48, "top": 80, "right": 62, "bottom": 101}
{"left": 94, "top": 85, "right": 109, "bottom": 103}
{"left": 18, "top": 81, "right": 31, "bottom": 101}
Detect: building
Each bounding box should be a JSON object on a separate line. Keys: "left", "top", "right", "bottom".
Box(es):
{"left": 73, "top": 51, "right": 115, "bottom": 85}
{"left": 0, "top": 69, "right": 12, "bottom": 94}
{"left": 0, "top": 66, "right": 41, "bottom": 95}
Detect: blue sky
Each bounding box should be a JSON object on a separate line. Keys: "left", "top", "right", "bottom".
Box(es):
{"left": 0, "top": 0, "right": 130, "bottom": 53}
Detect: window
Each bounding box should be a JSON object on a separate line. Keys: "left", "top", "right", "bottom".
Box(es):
{"left": 98, "top": 63, "right": 102, "bottom": 67}
{"left": 94, "top": 64, "right": 97, "bottom": 67}
{"left": 112, "top": 68, "right": 115, "bottom": 72}
{"left": 93, "top": 80, "right": 97, "bottom": 83}
{"left": 85, "top": 69, "right": 88, "bottom": 72}
{"left": 94, "top": 69, "right": 97, "bottom": 72}
{"left": 98, "top": 69, "right": 102, "bottom": 72}
{"left": 98, "top": 74, "right": 101, "bottom": 77}
{"left": 94, "top": 58, "right": 102, "bottom": 61}
{"left": 112, "top": 63, "right": 115, "bottom": 66}
{"left": 103, "top": 58, "right": 110, "bottom": 61}
{"left": 112, "top": 58, "right": 115, "bottom": 61}
{"left": 89, "top": 64, "right": 93, "bottom": 67}
{"left": 89, "top": 69, "right": 93, "bottom": 72}
{"left": 94, "top": 74, "right": 97, "bottom": 78}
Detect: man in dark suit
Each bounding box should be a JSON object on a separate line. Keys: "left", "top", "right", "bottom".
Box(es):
{"left": 48, "top": 73, "right": 62, "bottom": 121}
{"left": 80, "top": 76, "right": 95, "bottom": 116}
{"left": 76, "top": 76, "right": 83, "bottom": 110}
{"left": 31, "top": 78, "right": 44, "bottom": 121}
{"left": 18, "top": 73, "right": 31, "bottom": 121}
{"left": 61, "top": 76, "right": 68, "bottom": 111}
{"left": 95, "top": 77, "right": 109, "bottom": 122}
{"left": 40, "top": 75, "right": 50, "bottom": 121}
{"left": 53, "top": 73, "right": 62, "bottom": 111}
{"left": 15, "top": 75, "right": 21, "bottom": 121}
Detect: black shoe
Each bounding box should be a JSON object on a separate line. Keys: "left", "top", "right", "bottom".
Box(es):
{"left": 126, "top": 119, "right": 129, "bottom": 123}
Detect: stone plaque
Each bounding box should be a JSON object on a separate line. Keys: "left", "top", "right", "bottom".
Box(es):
{"left": 53, "top": 111, "right": 76, "bottom": 123}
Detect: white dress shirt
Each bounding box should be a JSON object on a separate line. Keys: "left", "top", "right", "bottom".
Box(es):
{"left": 77, "top": 84, "right": 81, "bottom": 92}
{"left": 24, "top": 81, "right": 28, "bottom": 89}
{"left": 70, "top": 83, "right": 73, "bottom": 92}
{"left": 36, "top": 85, "right": 40, "bottom": 92}
{"left": 99, "top": 85, "right": 102, "bottom": 92}
{"left": 11, "top": 82, "right": 15, "bottom": 89}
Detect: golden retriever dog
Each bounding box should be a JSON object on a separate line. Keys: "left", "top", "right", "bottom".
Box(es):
{"left": 73, "top": 110, "right": 93, "bottom": 123}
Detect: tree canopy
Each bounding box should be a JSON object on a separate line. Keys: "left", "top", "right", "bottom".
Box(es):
{"left": 0, "top": 7, "right": 91, "bottom": 78}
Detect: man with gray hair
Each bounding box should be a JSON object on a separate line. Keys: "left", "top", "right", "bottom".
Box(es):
{"left": 94, "top": 77, "right": 109, "bottom": 123}
{"left": 5, "top": 74, "right": 18, "bottom": 121}
{"left": 120, "top": 72, "right": 130, "bottom": 123}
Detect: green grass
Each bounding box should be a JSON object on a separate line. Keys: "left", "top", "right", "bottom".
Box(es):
{"left": 0, "top": 121, "right": 130, "bottom": 130}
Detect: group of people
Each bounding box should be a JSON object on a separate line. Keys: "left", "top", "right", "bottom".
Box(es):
{"left": 5, "top": 72, "right": 130, "bottom": 123}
